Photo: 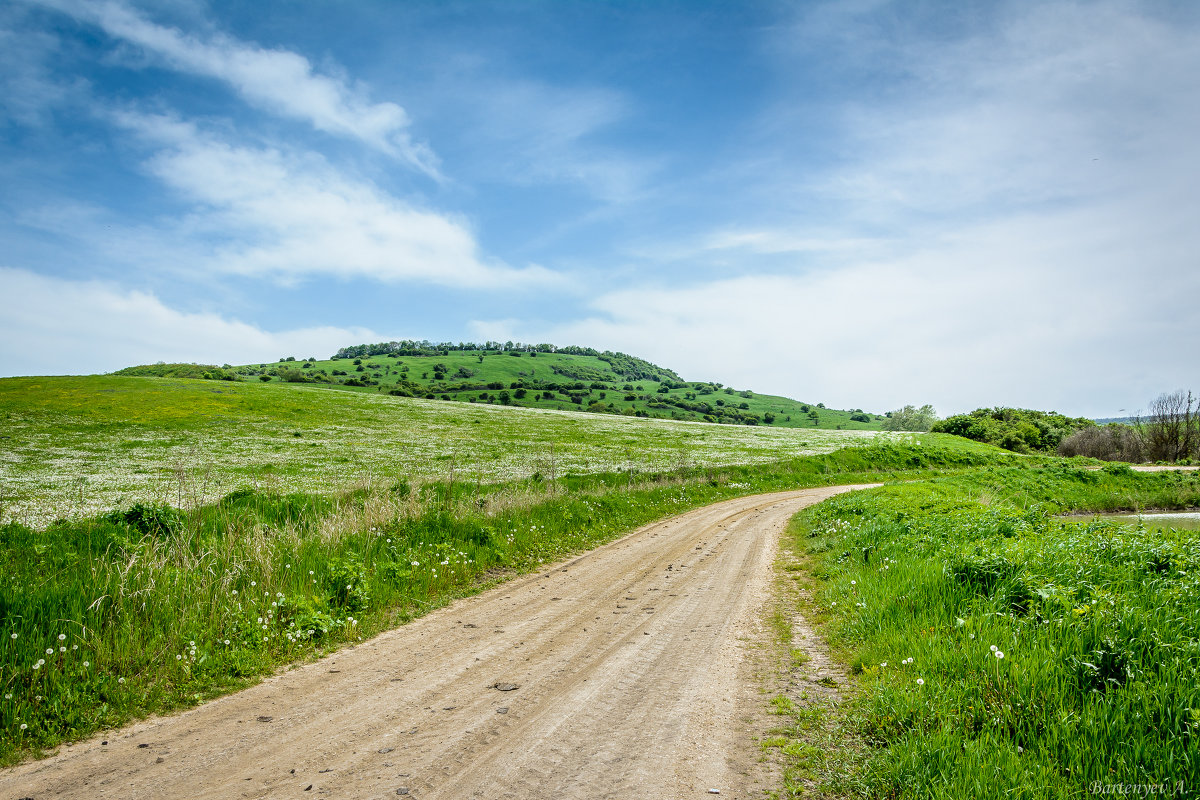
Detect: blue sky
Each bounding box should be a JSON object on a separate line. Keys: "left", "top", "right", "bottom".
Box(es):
{"left": 2, "top": 0, "right": 1198, "bottom": 418}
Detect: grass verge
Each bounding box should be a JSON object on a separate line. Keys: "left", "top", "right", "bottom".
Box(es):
{"left": 789, "top": 463, "right": 1200, "bottom": 798}
{"left": 761, "top": 510, "right": 866, "bottom": 798}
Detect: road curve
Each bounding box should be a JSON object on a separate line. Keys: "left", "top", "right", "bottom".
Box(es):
{"left": 1, "top": 484, "right": 877, "bottom": 800}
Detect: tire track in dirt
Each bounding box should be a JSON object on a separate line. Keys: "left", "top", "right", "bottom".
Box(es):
{"left": 1, "top": 484, "right": 878, "bottom": 800}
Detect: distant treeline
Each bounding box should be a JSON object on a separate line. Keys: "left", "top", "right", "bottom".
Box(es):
{"left": 112, "top": 363, "right": 238, "bottom": 381}
{"left": 331, "top": 341, "right": 682, "bottom": 383}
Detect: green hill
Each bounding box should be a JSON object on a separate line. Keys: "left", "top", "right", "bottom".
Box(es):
{"left": 115, "top": 340, "right": 882, "bottom": 431}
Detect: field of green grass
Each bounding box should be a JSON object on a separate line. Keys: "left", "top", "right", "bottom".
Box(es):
{"left": 11, "top": 367, "right": 1192, "bottom": 791}
{"left": 116, "top": 347, "right": 884, "bottom": 430}
{"left": 1, "top": 375, "right": 890, "bottom": 528}
{"left": 0, "top": 440, "right": 1012, "bottom": 765}
{"left": 776, "top": 464, "right": 1200, "bottom": 797}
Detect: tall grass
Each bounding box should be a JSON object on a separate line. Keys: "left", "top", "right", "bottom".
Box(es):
{"left": 0, "top": 442, "right": 1012, "bottom": 764}
{"left": 791, "top": 466, "right": 1200, "bottom": 797}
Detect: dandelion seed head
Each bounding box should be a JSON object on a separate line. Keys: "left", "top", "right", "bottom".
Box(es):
{"left": 117, "top": 677, "right": 125, "bottom": 684}
{"left": 990, "top": 644, "right": 998, "bottom": 652}
{"left": 995, "top": 651, "right": 1004, "bottom": 660}
{"left": 20, "top": 723, "right": 27, "bottom": 731}
{"left": 58, "top": 633, "right": 66, "bottom": 641}
{"left": 45, "top": 648, "right": 53, "bottom": 655}
{"left": 916, "top": 678, "right": 924, "bottom": 686}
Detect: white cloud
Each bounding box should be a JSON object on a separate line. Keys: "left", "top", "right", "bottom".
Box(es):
{"left": 0, "top": 267, "right": 381, "bottom": 376}
{"left": 109, "top": 112, "right": 561, "bottom": 288}
{"left": 24, "top": 0, "right": 438, "bottom": 175}
{"left": 477, "top": 199, "right": 1200, "bottom": 418}
{"left": 507, "top": 1, "right": 1198, "bottom": 418}
{"left": 784, "top": 2, "right": 1200, "bottom": 225}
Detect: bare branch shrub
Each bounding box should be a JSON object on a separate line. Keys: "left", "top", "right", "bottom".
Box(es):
{"left": 1057, "top": 424, "right": 1144, "bottom": 462}
{"left": 1142, "top": 390, "right": 1197, "bottom": 462}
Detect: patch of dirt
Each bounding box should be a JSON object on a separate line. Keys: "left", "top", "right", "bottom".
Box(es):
{"left": 0, "top": 485, "right": 876, "bottom": 800}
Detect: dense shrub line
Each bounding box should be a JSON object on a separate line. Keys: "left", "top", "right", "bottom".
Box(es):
{"left": 932, "top": 407, "right": 1094, "bottom": 454}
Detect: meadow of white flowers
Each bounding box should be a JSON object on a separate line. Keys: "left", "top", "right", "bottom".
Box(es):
{"left": 0, "top": 384, "right": 883, "bottom": 528}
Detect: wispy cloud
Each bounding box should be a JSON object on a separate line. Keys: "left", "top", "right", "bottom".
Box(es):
{"left": 0, "top": 267, "right": 381, "bottom": 375}
{"left": 774, "top": 1, "right": 1200, "bottom": 226}
{"left": 0, "top": 10, "right": 82, "bottom": 126}
{"left": 480, "top": 1, "right": 1200, "bottom": 417}
{"left": 25, "top": 0, "right": 439, "bottom": 175}
{"left": 448, "top": 73, "right": 654, "bottom": 204}
{"left": 104, "top": 111, "right": 561, "bottom": 288}
{"left": 477, "top": 204, "right": 1200, "bottom": 417}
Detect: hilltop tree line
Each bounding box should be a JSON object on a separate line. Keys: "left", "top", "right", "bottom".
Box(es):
{"left": 330, "top": 341, "right": 681, "bottom": 383}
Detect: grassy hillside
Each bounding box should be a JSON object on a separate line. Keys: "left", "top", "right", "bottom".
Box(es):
{"left": 116, "top": 343, "right": 883, "bottom": 430}
{"left": 0, "top": 375, "right": 906, "bottom": 528}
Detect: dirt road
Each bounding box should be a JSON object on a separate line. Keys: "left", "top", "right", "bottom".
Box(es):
{"left": 2, "top": 485, "right": 874, "bottom": 800}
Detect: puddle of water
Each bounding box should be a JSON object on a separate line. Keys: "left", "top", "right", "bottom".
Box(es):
{"left": 1060, "top": 511, "right": 1200, "bottom": 531}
